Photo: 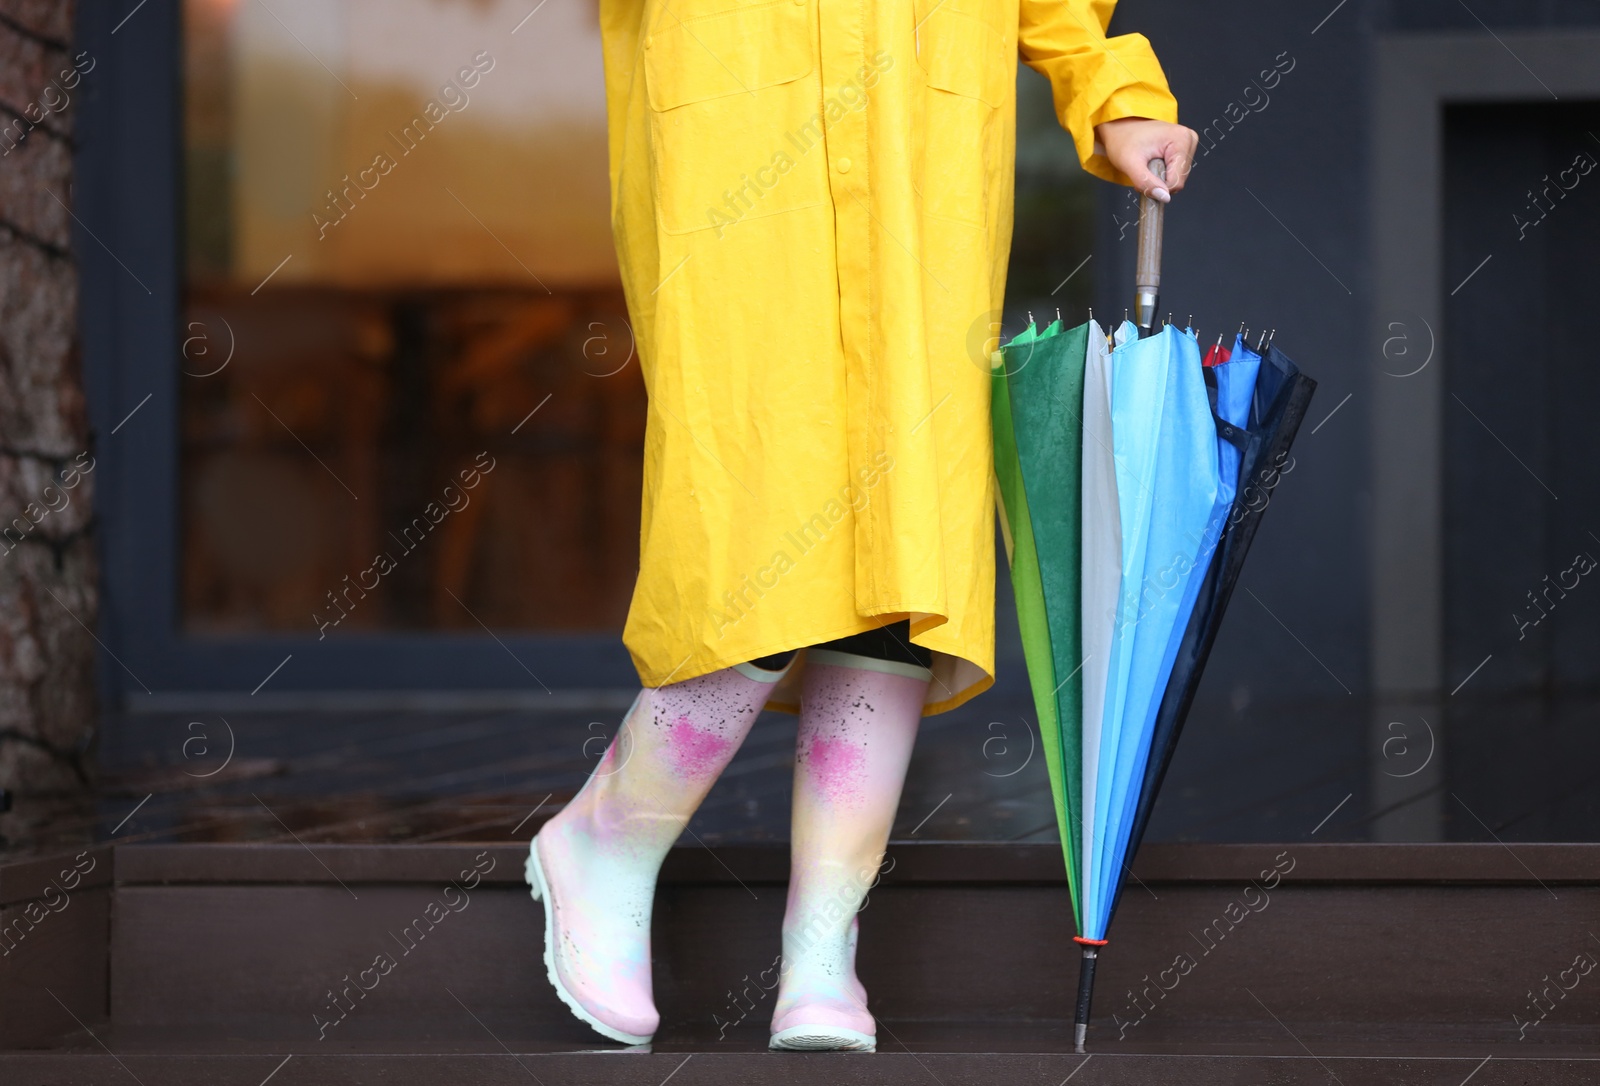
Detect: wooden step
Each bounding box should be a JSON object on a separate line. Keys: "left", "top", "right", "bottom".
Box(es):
{"left": 2, "top": 841, "right": 1597, "bottom": 1080}
{"left": 3, "top": 1042, "right": 1599, "bottom": 1086}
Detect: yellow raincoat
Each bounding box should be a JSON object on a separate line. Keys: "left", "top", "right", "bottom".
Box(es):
{"left": 600, "top": 0, "right": 1176, "bottom": 713}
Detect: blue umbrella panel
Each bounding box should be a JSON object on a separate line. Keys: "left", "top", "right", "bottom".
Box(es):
{"left": 1082, "top": 322, "right": 1221, "bottom": 944}
{"left": 1122, "top": 341, "right": 1318, "bottom": 871}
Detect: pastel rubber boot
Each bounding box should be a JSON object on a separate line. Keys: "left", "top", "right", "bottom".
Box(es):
{"left": 528, "top": 662, "right": 786, "bottom": 1045}
{"left": 770, "top": 651, "right": 931, "bottom": 1052}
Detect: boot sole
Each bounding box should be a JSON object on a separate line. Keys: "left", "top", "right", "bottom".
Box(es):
{"left": 526, "top": 836, "right": 655, "bottom": 1046}
{"left": 769, "top": 1025, "right": 877, "bottom": 1052}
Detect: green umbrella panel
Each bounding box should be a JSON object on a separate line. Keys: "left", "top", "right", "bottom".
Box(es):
{"left": 992, "top": 319, "right": 1088, "bottom": 927}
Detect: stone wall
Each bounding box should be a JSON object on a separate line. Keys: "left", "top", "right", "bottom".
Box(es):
{"left": 0, "top": 0, "right": 95, "bottom": 824}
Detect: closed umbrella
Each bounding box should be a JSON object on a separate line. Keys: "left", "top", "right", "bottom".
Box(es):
{"left": 1070, "top": 306, "right": 1317, "bottom": 1048}
{"left": 992, "top": 160, "right": 1317, "bottom": 1051}
{"left": 997, "top": 316, "right": 1227, "bottom": 1048}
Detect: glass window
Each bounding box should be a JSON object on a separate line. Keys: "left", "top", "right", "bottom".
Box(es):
{"left": 181, "top": 0, "right": 642, "bottom": 635}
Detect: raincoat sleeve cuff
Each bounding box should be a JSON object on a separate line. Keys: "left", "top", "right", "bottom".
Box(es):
{"left": 1018, "top": 6, "right": 1179, "bottom": 185}
{"left": 1077, "top": 61, "right": 1179, "bottom": 184}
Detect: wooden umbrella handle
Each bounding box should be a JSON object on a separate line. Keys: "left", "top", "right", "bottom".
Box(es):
{"left": 1134, "top": 158, "right": 1166, "bottom": 333}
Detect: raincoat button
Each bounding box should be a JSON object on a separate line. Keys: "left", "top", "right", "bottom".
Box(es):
{"left": 835, "top": 157, "right": 852, "bottom": 173}
{"left": 644, "top": 35, "right": 654, "bottom": 48}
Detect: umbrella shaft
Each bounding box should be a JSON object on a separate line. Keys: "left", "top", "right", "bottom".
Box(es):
{"left": 1073, "top": 946, "right": 1099, "bottom": 1051}
{"left": 1134, "top": 155, "right": 1165, "bottom": 334}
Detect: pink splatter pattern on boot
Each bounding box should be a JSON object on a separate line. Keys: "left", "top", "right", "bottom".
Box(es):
{"left": 529, "top": 665, "right": 784, "bottom": 1045}
{"left": 773, "top": 658, "right": 930, "bottom": 1049}
{"left": 803, "top": 735, "right": 866, "bottom": 806}
{"left": 665, "top": 716, "right": 734, "bottom": 779}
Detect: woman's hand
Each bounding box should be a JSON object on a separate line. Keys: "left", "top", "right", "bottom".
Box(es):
{"left": 1094, "top": 117, "right": 1200, "bottom": 203}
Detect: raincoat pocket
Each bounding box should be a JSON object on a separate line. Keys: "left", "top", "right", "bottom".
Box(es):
{"left": 914, "top": 1, "right": 1009, "bottom": 228}
{"left": 914, "top": 1, "right": 1010, "bottom": 107}
{"left": 644, "top": 0, "right": 828, "bottom": 235}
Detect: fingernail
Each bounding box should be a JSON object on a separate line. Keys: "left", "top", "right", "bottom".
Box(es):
{"left": 1152, "top": 187, "right": 1171, "bottom": 203}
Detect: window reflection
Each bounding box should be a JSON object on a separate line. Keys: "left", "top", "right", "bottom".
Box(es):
{"left": 181, "top": 0, "right": 640, "bottom": 633}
